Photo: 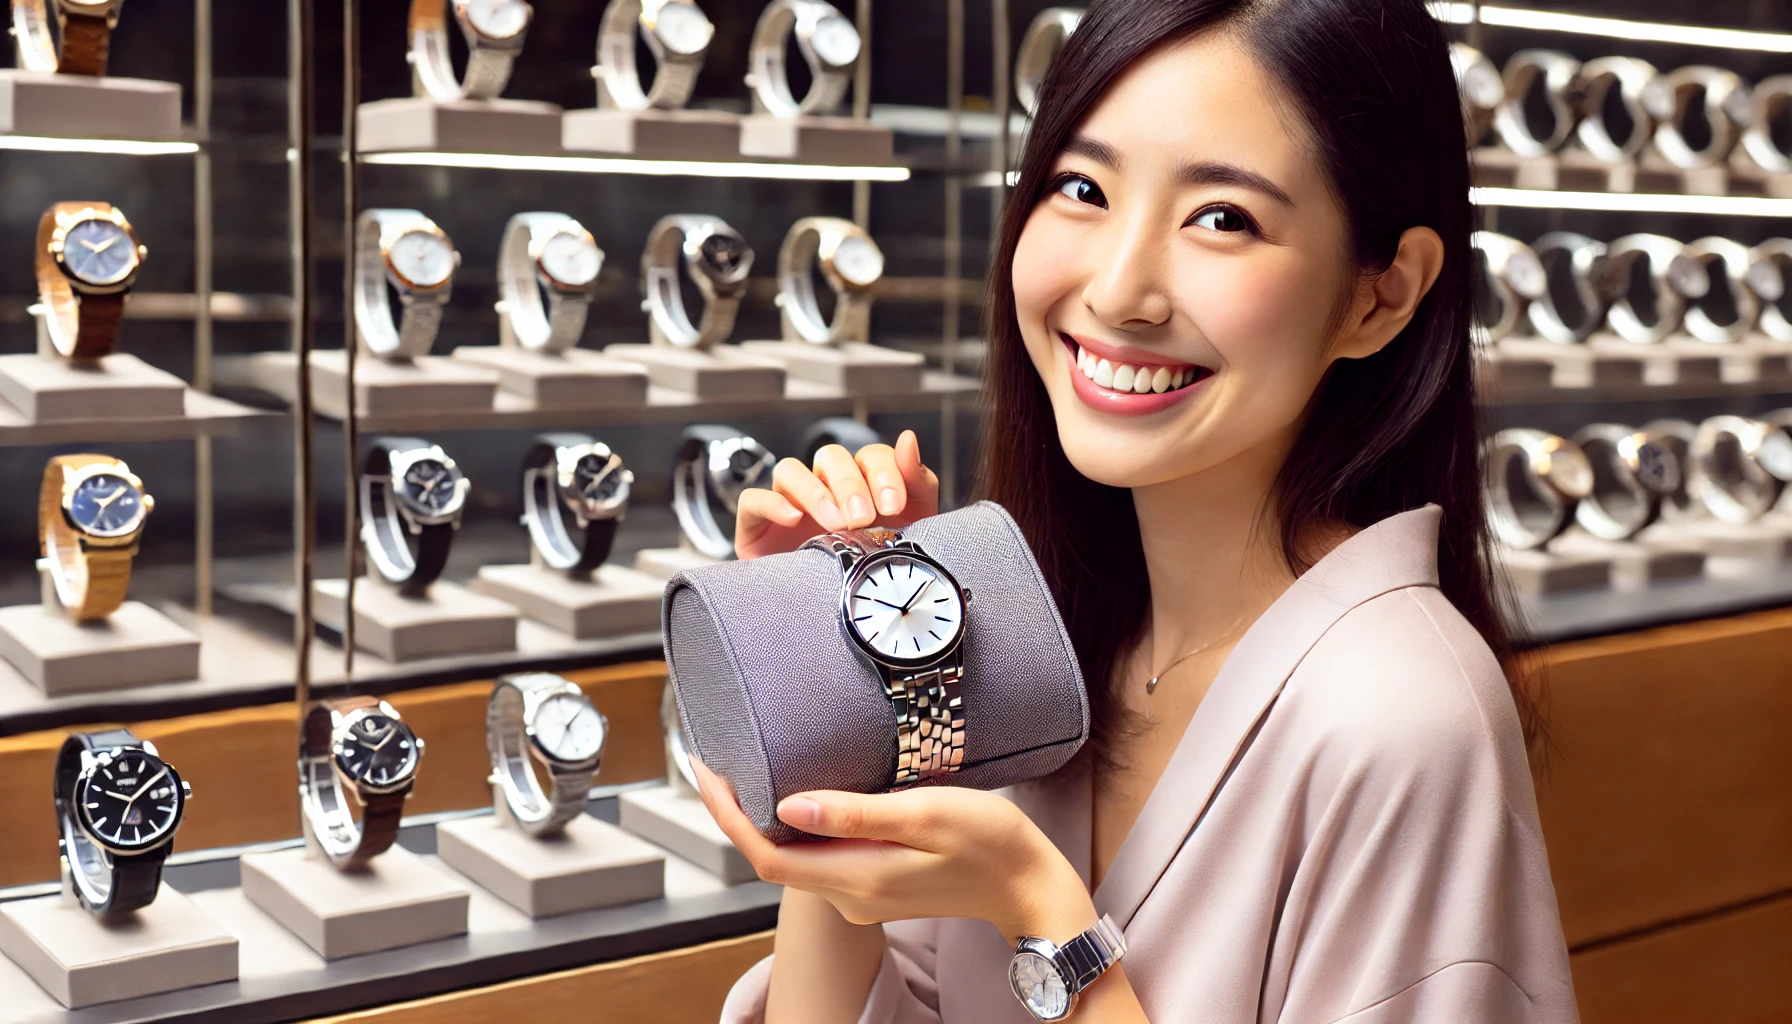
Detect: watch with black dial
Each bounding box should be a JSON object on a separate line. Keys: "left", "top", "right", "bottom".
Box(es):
{"left": 595, "top": 0, "right": 713, "bottom": 110}
{"left": 500, "top": 212, "right": 603, "bottom": 353}
{"left": 1493, "top": 50, "right": 1581, "bottom": 157}
{"left": 802, "top": 526, "right": 970, "bottom": 788}
{"left": 1469, "top": 231, "right": 1546, "bottom": 345}
{"left": 409, "top": 0, "right": 530, "bottom": 102}
{"left": 672, "top": 425, "right": 776, "bottom": 560}
{"left": 642, "top": 214, "right": 753, "bottom": 350}
{"left": 355, "top": 209, "right": 459, "bottom": 360}
{"left": 777, "top": 217, "right": 884, "bottom": 345}
{"left": 1009, "top": 915, "right": 1126, "bottom": 1022}
{"left": 748, "top": 0, "right": 861, "bottom": 118}
{"left": 300, "top": 697, "right": 423, "bottom": 869}
{"left": 55, "top": 729, "right": 189, "bottom": 916}
{"left": 1644, "top": 65, "right": 1750, "bottom": 170}
{"left": 1528, "top": 232, "right": 1613, "bottom": 344}
{"left": 36, "top": 202, "right": 147, "bottom": 360}
{"left": 1015, "top": 7, "right": 1082, "bottom": 118}
{"left": 12, "top": 0, "right": 121, "bottom": 76}
{"left": 360, "top": 437, "right": 469, "bottom": 595}
{"left": 1601, "top": 234, "right": 1693, "bottom": 346}
{"left": 41, "top": 453, "right": 153, "bottom": 621}
{"left": 1570, "top": 423, "right": 1680, "bottom": 541}
{"left": 1485, "top": 428, "right": 1595, "bottom": 550}
{"left": 1688, "top": 415, "right": 1792, "bottom": 524}
{"left": 486, "top": 673, "right": 607, "bottom": 837}
{"left": 1671, "top": 236, "right": 1761, "bottom": 345}
{"left": 522, "top": 433, "right": 632, "bottom": 575}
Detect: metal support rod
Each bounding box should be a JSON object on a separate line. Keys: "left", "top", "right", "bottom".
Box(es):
{"left": 990, "top": 0, "right": 1010, "bottom": 242}
{"left": 192, "top": 0, "right": 214, "bottom": 617}
{"left": 941, "top": 0, "right": 963, "bottom": 510}
{"left": 341, "top": 0, "right": 361, "bottom": 674}
{"left": 290, "top": 0, "right": 318, "bottom": 715}
{"left": 851, "top": 0, "right": 872, "bottom": 229}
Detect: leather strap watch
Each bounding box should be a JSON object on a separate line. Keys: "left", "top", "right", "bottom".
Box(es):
{"left": 672, "top": 424, "right": 776, "bottom": 560}
{"left": 1527, "top": 232, "right": 1613, "bottom": 344}
{"left": 1688, "top": 415, "right": 1792, "bottom": 524}
{"left": 1449, "top": 43, "right": 1503, "bottom": 147}
{"left": 55, "top": 729, "right": 189, "bottom": 917}
{"left": 1469, "top": 231, "right": 1546, "bottom": 345}
{"left": 36, "top": 201, "right": 145, "bottom": 360}
{"left": 360, "top": 437, "right": 468, "bottom": 595}
{"left": 486, "top": 673, "right": 606, "bottom": 837}
{"left": 802, "top": 526, "right": 969, "bottom": 788}
{"left": 409, "top": 0, "right": 530, "bottom": 102}
{"left": 1750, "top": 239, "right": 1792, "bottom": 344}
{"left": 595, "top": 0, "right": 712, "bottom": 111}
{"left": 300, "top": 697, "right": 422, "bottom": 870}
{"left": 500, "top": 212, "right": 602, "bottom": 353}
{"left": 40, "top": 453, "right": 152, "bottom": 621}
{"left": 1009, "top": 914, "right": 1126, "bottom": 1022}
{"left": 747, "top": 0, "right": 861, "bottom": 118}
{"left": 1015, "top": 7, "right": 1082, "bottom": 117}
{"left": 642, "top": 214, "right": 753, "bottom": 350}
{"left": 12, "top": 0, "right": 119, "bottom": 76}
{"left": 1493, "top": 50, "right": 1581, "bottom": 157}
{"left": 1573, "top": 56, "right": 1658, "bottom": 164}
{"left": 1485, "top": 428, "right": 1594, "bottom": 550}
{"left": 1672, "top": 237, "right": 1761, "bottom": 345}
{"left": 522, "top": 433, "right": 632, "bottom": 575}
{"left": 355, "top": 209, "right": 458, "bottom": 360}
{"left": 777, "top": 216, "right": 884, "bottom": 345}
{"left": 1644, "top": 66, "right": 1750, "bottom": 170}
{"left": 1601, "top": 234, "right": 1693, "bottom": 345}
{"left": 1570, "top": 423, "right": 1680, "bottom": 541}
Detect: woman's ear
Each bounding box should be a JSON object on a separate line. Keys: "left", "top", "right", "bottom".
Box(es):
{"left": 1330, "top": 226, "right": 1446, "bottom": 362}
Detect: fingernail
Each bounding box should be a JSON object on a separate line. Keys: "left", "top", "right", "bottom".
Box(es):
{"left": 779, "top": 796, "right": 822, "bottom": 827}
{"left": 848, "top": 493, "right": 873, "bottom": 525}
{"left": 816, "top": 498, "right": 847, "bottom": 531}
{"left": 879, "top": 488, "right": 901, "bottom": 515}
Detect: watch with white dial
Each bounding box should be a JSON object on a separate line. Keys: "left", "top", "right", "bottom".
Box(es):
{"left": 1015, "top": 7, "right": 1082, "bottom": 117}
{"left": 672, "top": 424, "right": 776, "bottom": 559}
{"left": 777, "top": 216, "right": 884, "bottom": 345}
{"left": 1493, "top": 50, "right": 1581, "bottom": 157}
{"left": 596, "top": 0, "right": 713, "bottom": 110}
{"left": 1449, "top": 43, "right": 1503, "bottom": 148}
{"left": 1469, "top": 231, "right": 1546, "bottom": 345}
{"left": 1644, "top": 65, "right": 1750, "bottom": 170}
{"left": 1671, "top": 236, "right": 1761, "bottom": 345}
{"left": 1741, "top": 75, "right": 1792, "bottom": 175}
{"left": 55, "top": 729, "right": 190, "bottom": 916}
{"left": 500, "top": 212, "right": 603, "bottom": 353}
{"left": 355, "top": 209, "right": 459, "bottom": 360}
{"left": 1601, "top": 234, "right": 1694, "bottom": 345}
{"left": 1570, "top": 423, "right": 1680, "bottom": 541}
{"left": 1573, "top": 57, "right": 1658, "bottom": 165}
{"left": 360, "top": 437, "right": 469, "bottom": 595}
{"left": 522, "top": 433, "right": 632, "bottom": 575}
{"left": 300, "top": 697, "right": 423, "bottom": 870}
{"left": 12, "top": 0, "right": 121, "bottom": 76}
{"left": 1009, "top": 915, "right": 1126, "bottom": 1022}
{"left": 1485, "top": 428, "right": 1595, "bottom": 550}
{"left": 486, "top": 673, "right": 607, "bottom": 837}
{"left": 748, "top": 0, "right": 861, "bottom": 118}
{"left": 802, "top": 526, "right": 969, "bottom": 788}
{"left": 36, "top": 201, "right": 147, "bottom": 360}
{"left": 642, "top": 214, "right": 754, "bottom": 350}
{"left": 1749, "top": 238, "right": 1792, "bottom": 344}
{"left": 1688, "top": 415, "right": 1792, "bottom": 524}
{"left": 409, "top": 0, "right": 531, "bottom": 102}
{"left": 1527, "top": 232, "right": 1613, "bottom": 344}
{"left": 41, "top": 453, "right": 153, "bottom": 621}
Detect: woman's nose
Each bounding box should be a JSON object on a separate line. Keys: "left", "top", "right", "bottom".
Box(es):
{"left": 1080, "top": 211, "right": 1174, "bottom": 330}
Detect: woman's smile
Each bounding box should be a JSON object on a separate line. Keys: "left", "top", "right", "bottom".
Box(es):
{"left": 1060, "top": 331, "right": 1211, "bottom": 415}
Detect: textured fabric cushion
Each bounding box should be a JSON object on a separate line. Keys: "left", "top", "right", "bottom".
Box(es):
{"left": 662, "top": 501, "right": 1089, "bottom": 842}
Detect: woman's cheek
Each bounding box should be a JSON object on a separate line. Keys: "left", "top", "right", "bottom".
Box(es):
{"left": 1184, "top": 252, "right": 1336, "bottom": 384}
{"left": 1011, "top": 214, "right": 1082, "bottom": 333}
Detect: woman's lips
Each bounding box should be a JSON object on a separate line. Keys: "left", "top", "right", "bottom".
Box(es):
{"left": 1060, "top": 333, "right": 1210, "bottom": 415}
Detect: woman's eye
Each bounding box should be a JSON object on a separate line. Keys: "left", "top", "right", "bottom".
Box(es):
{"left": 1190, "top": 205, "right": 1252, "bottom": 233}
{"left": 1055, "top": 174, "right": 1107, "bottom": 208}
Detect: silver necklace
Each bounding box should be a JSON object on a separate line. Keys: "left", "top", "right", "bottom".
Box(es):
{"left": 1143, "top": 619, "right": 1247, "bottom": 694}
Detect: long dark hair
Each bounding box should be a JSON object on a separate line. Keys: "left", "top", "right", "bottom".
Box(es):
{"left": 977, "top": 0, "right": 1535, "bottom": 776}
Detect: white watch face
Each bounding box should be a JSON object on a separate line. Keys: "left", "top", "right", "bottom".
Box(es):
{"left": 463, "top": 0, "right": 529, "bottom": 39}
{"left": 388, "top": 229, "right": 455, "bottom": 289}
{"left": 832, "top": 235, "right": 884, "bottom": 287}
{"left": 534, "top": 693, "right": 604, "bottom": 763}
{"left": 1010, "top": 951, "right": 1070, "bottom": 1021}
{"left": 651, "top": 2, "right": 713, "bottom": 56}
{"left": 1504, "top": 248, "right": 1547, "bottom": 300}
{"left": 848, "top": 555, "right": 963, "bottom": 662}
{"left": 809, "top": 14, "right": 862, "bottom": 69}
{"left": 540, "top": 231, "right": 602, "bottom": 287}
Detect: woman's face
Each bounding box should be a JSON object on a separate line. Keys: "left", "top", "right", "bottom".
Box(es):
{"left": 1013, "top": 31, "right": 1358, "bottom": 490}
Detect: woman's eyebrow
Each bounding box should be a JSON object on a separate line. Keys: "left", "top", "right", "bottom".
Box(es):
{"left": 1177, "top": 161, "right": 1295, "bottom": 207}
{"left": 1062, "top": 134, "right": 1121, "bottom": 169}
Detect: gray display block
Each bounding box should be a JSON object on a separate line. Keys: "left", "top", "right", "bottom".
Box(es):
{"left": 449, "top": 346, "right": 648, "bottom": 409}
{"left": 737, "top": 114, "right": 893, "bottom": 165}
{"left": 239, "top": 845, "right": 470, "bottom": 961}
{"left": 436, "top": 815, "right": 666, "bottom": 919}
{"left": 1586, "top": 335, "right": 1721, "bottom": 387}
{"left": 1474, "top": 346, "right": 1554, "bottom": 394}
{"left": 0, "top": 885, "right": 237, "bottom": 1009}
{"left": 1495, "top": 338, "right": 1648, "bottom": 390}
{"left": 0, "top": 71, "right": 182, "bottom": 139}
{"left": 561, "top": 107, "right": 741, "bottom": 159}
{"left": 634, "top": 546, "right": 725, "bottom": 580}
{"left": 1550, "top": 531, "right": 1705, "bottom": 590}
{"left": 739, "top": 340, "right": 925, "bottom": 393}
{"left": 601, "top": 344, "right": 785, "bottom": 398}
{"left": 0, "top": 600, "right": 199, "bottom": 695}
{"left": 357, "top": 97, "right": 563, "bottom": 154}
{"left": 0, "top": 352, "right": 186, "bottom": 422}
{"left": 313, "top": 578, "right": 518, "bottom": 662}
{"left": 471, "top": 563, "right": 662, "bottom": 639}
{"left": 618, "top": 785, "right": 757, "bottom": 886}
{"left": 1497, "top": 546, "right": 1613, "bottom": 596}
{"left": 311, "top": 350, "right": 498, "bottom": 418}
{"left": 1650, "top": 520, "right": 1792, "bottom": 578}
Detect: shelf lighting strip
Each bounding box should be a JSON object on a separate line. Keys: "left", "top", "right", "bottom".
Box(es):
{"left": 1429, "top": 3, "right": 1792, "bottom": 53}
{"left": 359, "top": 150, "right": 911, "bottom": 182}
{"left": 1472, "top": 186, "right": 1792, "bottom": 217}
{"left": 0, "top": 134, "right": 199, "bottom": 155}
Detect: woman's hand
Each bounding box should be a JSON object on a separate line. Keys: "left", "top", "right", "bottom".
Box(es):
{"left": 734, "top": 429, "right": 941, "bottom": 559}
{"left": 691, "top": 761, "right": 1096, "bottom": 946}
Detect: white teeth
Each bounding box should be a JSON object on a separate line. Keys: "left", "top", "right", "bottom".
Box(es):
{"left": 1072, "top": 341, "right": 1199, "bottom": 394}
{"left": 1093, "top": 358, "right": 1114, "bottom": 388}
{"left": 1151, "top": 367, "right": 1171, "bottom": 393}
{"left": 1112, "top": 364, "right": 1135, "bottom": 392}
{"left": 1133, "top": 368, "right": 1152, "bottom": 393}
{"left": 1172, "top": 369, "right": 1186, "bottom": 389}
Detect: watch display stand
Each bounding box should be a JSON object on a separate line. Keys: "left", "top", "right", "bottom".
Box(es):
{"left": 739, "top": 340, "right": 925, "bottom": 393}
{"left": 634, "top": 544, "right": 725, "bottom": 580}
{"left": 449, "top": 317, "right": 650, "bottom": 409}
{"left": 1473, "top": 346, "right": 1555, "bottom": 395}
{"left": 1644, "top": 519, "right": 1792, "bottom": 578}
{"left": 601, "top": 342, "right": 786, "bottom": 399}
{"left": 436, "top": 813, "right": 666, "bottom": 919}
{"left": 1494, "top": 338, "right": 1647, "bottom": 390}
{"left": 312, "top": 349, "right": 499, "bottom": 418}
{"left": 357, "top": 96, "right": 562, "bottom": 155}
{"left": 562, "top": 82, "right": 741, "bottom": 160}
{"left": 618, "top": 779, "right": 756, "bottom": 886}
{"left": 0, "top": 317, "right": 187, "bottom": 422}
{"left": 0, "top": 71, "right": 181, "bottom": 140}
{"left": 0, "top": 877, "right": 237, "bottom": 1009}
{"left": 737, "top": 114, "right": 894, "bottom": 166}
{"left": 1548, "top": 530, "right": 1706, "bottom": 590}
{"left": 1583, "top": 334, "right": 1723, "bottom": 388}
{"left": 0, "top": 569, "right": 200, "bottom": 695}
{"left": 313, "top": 577, "right": 518, "bottom": 662}
{"left": 471, "top": 557, "right": 663, "bottom": 639}
{"left": 239, "top": 843, "right": 470, "bottom": 960}
{"left": 1495, "top": 544, "right": 1614, "bottom": 596}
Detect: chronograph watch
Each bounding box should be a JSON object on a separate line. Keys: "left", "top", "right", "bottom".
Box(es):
{"left": 776, "top": 217, "right": 885, "bottom": 345}
{"left": 360, "top": 437, "right": 469, "bottom": 595}
{"left": 485, "top": 673, "right": 608, "bottom": 837}
{"left": 55, "top": 730, "right": 190, "bottom": 916}
{"left": 747, "top": 0, "right": 861, "bottom": 118}
{"left": 409, "top": 0, "right": 532, "bottom": 103}
{"left": 35, "top": 201, "right": 147, "bottom": 360}
{"left": 40, "top": 453, "right": 154, "bottom": 621}
{"left": 300, "top": 697, "right": 424, "bottom": 869}
{"left": 498, "top": 212, "right": 603, "bottom": 353}
{"left": 355, "top": 209, "right": 459, "bottom": 360}
{"left": 596, "top": 0, "right": 714, "bottom": 111}
{"left": 522, "top": 433, "right": 633, "bottom": 575}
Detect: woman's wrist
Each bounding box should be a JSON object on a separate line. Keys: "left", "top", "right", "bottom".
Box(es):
{"left": 998, "top": 835, "right": 1099, "bottom": 946}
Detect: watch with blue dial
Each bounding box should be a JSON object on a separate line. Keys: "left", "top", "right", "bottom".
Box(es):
{"left": 36, "top": 202, "right": 147, "bottom": 359}
{"left": 40, "top": 453, "right": 154, "bottom": 621}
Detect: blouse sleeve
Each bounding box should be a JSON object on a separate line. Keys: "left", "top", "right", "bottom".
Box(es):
{"left": 719, "top": 917, "right": 946, "bottom": 1024}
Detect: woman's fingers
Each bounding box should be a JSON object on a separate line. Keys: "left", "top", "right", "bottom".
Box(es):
{"left": 771, "top": 457, "right": 848, "bottom": 533}
{"left": 812, "top": 444, "right": 878, "bottom": 529}
{"left": 733, "top": 488, "right": 808, "bottom": 559}
{"left": 689, "top": 760, "right": 782, "bottom": 866}
{"left": 853, "top": 444, "right": 906, "bottom": 518}
{"left": 894, "top": 431, "right": 941, "bottom": 520}
{"left": 776, "top": 788, "right": 953, "bottom": 850}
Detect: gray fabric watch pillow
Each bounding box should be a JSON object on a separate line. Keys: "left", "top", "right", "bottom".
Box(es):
{"left": 662, "top": 500, "right": 1089, "bottom": 843}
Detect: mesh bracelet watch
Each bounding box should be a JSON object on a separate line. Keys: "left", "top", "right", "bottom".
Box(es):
{"left": 55, "top": 729, "right": 189, "bottom": 917}
{"left": 802, "top": 526, "right": 970, "bottom": 788}
{"left": 747, "top": 0, "right": 861, "bottom": 117}
{"left": 486, "top": 673, "right": 607, "bottom": 837}
{"left": 361, "top": 437, "right": 469, "bottom": 595}
{"left": 672, "top": 424, "right": 776, "bottom": 560}
{"left": 777, "top": 216, "right": 884, "bottom": 345}
{"left": 499, "top": 212, "right": 603, "bottom": 353}
{"left": 300, "top": 697, "right": 422, "bottom": 870}
{"left": 642, "top": 214, "right": 754, "bottom": 350}
{"left": 409, "top": 0, "right": 531, "bottom": 102}
{"left": 595, "top": 0, "right": 712, "bottom": 111}
{"left": 522, "top": 433, "right": 632, "bottom": 575}
{"left": 12, "top": 0, "right": 121, "bottom": 76}
{"left": 355, "top": 209, "right": 458, "bottom": 360}
{"left": 1009, "top": 914, "right": 1127, "bottom": 1022}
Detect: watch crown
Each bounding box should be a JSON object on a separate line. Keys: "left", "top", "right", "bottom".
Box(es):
{"left": 182, "top": 781, "right": 194, "bottom": 800}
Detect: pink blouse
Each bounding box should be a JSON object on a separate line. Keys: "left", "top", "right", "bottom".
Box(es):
{"left": 721, "top": 506, "right": 1580, "bottom": 1023}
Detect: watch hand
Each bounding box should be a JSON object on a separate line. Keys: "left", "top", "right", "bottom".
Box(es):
{"left": 124, "top": 767, "right": 169, "bottom": 809}
{"left": 371, "top": 726, "right": 397, "bottom": 752}
{"left": 100, "top": 790, "right": 134, "bottom": 801}
{"left": 900, "top": 578, "right": 934, "bottom": 614}
{"left": 863, "top": 597, "right": 904, "bottom": 611}
{"left": 94, "top": 486, "right": 125, "bottom": 510}
{"left": 78, "top": 238, "right": 101, "bottom": 251}
{"left": 90, "top": 235, "right": 121, "bottom": 255}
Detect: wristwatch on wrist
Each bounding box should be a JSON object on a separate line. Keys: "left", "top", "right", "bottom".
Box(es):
{"left": 799, "top": 416, "right": 883, "bottom": 464}
{"left": 1750, "top": 239, "right": 1792, "bottom": 344}
{"left": 55, "top": 729, "right": 189, "bottom": 916}
{"left": 40, "top": 454, "right": 153, "bottom": 621}
{"left": 777, "top": 217, "right": 884, "bottom": 345}
{"left": 1015, "top": 7, "right": 1082, "bottom": 117}
{"left": 1645, "top": 65, "right": 1750, "bottom": 170}
{"left": 522, "top": 433, "right": 632, "bottom": 575}
{"left": 1601, "top": 234, "right": 1693, "bottom": 345}
{"left": 802, "top": 526, "right": 970, "bottom": 788}
{"left": 355, "top": 209, "right": 458, "bottom": 360}
{"left": 642, "top": 214, "right": 753, "bottom": 350}
{"left": 1573, "top": 57, "right": 1658, "bottom": 164}
{"left": 300, "top": 697, "right": 423, "bottom": 870}
{"left": 1469, "top": 231, "right": 1546, "bottom": 345}
{"left": 12, "top": 0, "right": 121, "bottom": 76}
{"left": 1570, "top": 423, "right": 1680, "bottom": 541}
{"left": 1672, "top": 236, "right": 1760, "bottom": 345}
{"left": 486, "top": 673, "right": 607, "bottom": 837}
{"left": 1493, "top": 50, "right": 1581, "bottom": 157}
{"left": 672, "top": 425, "right": 776, "bottom": 559}
{"left": 1009, "top": 914, "right": 1126, "bottom": 1022}
{"left": 36, "top": 202, "right": 146, "bottom": 360}
{"left": 500, "top": 212, "right": 603, "bottom": 353}
{"left": 409, "top": 0, "right": 530, "bottom": 102}
{"left": 595, "top": 0, "right": 712, "bottom": 111}
{"left": 360, "top": 437, "right": 468, "bottom": 595}
{"left": 1449, "top": 43, "right": 1503, "bottom": 148}
{"left": 1742, "top": 76, "right": 1792, "bottom": 175}
{"left": 1527, "top": 232, "right": 1613, "bottom": 344}
{"left": 747, "top": 0, "right": 861, "bottom": 118}
{"left": 1688, "top": 415, "right": 1792, "bottom": 524}
{"left": 1485, "top": 428, "right": 1595, "bottom": 550}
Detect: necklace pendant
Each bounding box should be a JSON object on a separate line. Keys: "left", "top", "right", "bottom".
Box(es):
{"left": 1146, "top": 675, "right": 1160, "bottom": 695}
